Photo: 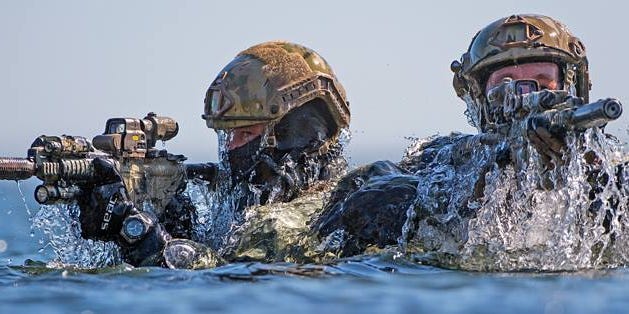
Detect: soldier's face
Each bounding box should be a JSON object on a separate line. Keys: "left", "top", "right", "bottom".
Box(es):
{"left": 485, "top": 62, "right": 560, "bottom": 94}
{"left": 227, "top": 123, "right": 266, "bottom": 151}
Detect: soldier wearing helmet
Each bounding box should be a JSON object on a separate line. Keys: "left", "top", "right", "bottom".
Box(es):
{"left": 314, "top": 14, "right": 627, "bottom": 266}
{"left": 202, "top": 42, "right": 350, "bottom": 204}
{"left": 450, "top": 14, "right": 591, "bottom": 167}
{"left": 452, "top": 14, "right": 589, "bottom": 114}
{"left": 72, "top": 41, "right": 353, "bottom": 268}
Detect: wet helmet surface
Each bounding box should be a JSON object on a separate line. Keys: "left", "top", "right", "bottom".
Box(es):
{"left": 451, "top": 14, "right": 590, "bottom": 130}
{"left": 203, "top": 41, "right": 350, "bottom": 133}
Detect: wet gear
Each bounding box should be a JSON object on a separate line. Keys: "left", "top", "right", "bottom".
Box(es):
{"left": 71, "top": 42, "right": 350, "bottom": 268}
{"left": 203, "top": 41, "right": 349, "bottom": 131}
{"left": 451, "top": 14, "right": 590, "bottom": 131}
{"left": 227, "top": 99, "right": 339, "bottom": 182}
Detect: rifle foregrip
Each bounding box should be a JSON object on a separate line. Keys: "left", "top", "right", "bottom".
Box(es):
{"left": 0, "top": 158, "right": 36, "bottom": 181}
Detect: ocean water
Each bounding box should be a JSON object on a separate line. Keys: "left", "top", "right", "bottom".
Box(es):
{"left": 2, "top": 181, "right": 629, "bottom": 314}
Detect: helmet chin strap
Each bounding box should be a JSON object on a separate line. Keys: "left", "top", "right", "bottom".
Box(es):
{"left": 260, "top": 121, "right": 277, "bottom": 149}
{"left": 563, "top": 64, "right": 578, "bottom": 97}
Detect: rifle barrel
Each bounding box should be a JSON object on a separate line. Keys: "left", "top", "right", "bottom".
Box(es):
{"left": 0, "top": 157, "right": 36, "bottom": 181}
{"left": 571, "top": 98, "right": 623, "bottom": 130}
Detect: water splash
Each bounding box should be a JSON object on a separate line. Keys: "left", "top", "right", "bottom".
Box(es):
{"left": 185, "top": 130, "right": 262, "bottom": 251}
{"left": 465, "top": 129, "right": 628, "bottom": 271}
{"left": 185, "top": 175, "right": 247, "bottom": 252}
{"left": 188, "top": 128, "right": 350, "bottom": 255}
{"left": 15, "top": 181, "right": 32, "bottom": 218}
{"left": 15, "top": 181, "right": 38, "bottom": 240}
{"left": 401, "top": 128, "right": 629, "bottom": 271}
{"left": 31, "top": 203, "right": 121, "bottom": 268}
{"left": 25, "top": 125, "right": 349, "bottom": 268}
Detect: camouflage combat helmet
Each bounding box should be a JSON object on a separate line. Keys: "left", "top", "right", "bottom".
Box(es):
{"left": 451, "top": 14, "right": 590, "bottom": 130}
{"left": 202, "top": 41, "right": 350, "bottom": 143}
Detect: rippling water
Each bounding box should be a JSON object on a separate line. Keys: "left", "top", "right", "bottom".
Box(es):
{"left": 2, "top": 140, "right": 629, "bottom": 314}
{"left": 3, "top": 254, "right": 629, "bottom": 314}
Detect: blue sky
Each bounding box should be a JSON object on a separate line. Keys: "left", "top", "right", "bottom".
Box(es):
{"left": 1, "top": 1, "right": 627, "bottom": 164}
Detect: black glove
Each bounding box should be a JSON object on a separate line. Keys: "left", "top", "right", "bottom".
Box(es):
{"left": 76, "top": 157, "right": 133, "bottom": 241}
{"left": 76, "top": 158, "right": 179, "bottom": 267}
{"left": 526, "top": 114, "right": 568, "bottom": 169}
{"left": 522, "top": 92, "right": 583, "bottom": 169}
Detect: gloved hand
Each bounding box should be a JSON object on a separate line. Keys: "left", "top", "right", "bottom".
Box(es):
{"left": 526, "top": 113, "right": 568, "bottom": 169}
{"left": 523, "top": 92, "right": 584, "bottom": 169}
{"left": 76, "top": 157, "right": 133, "bottom": 241}
{"left": 75, "top": 157, "right": 177, "bottom": 267}
{"left": 486, "top": 79, "right": 570, "bottom": 123}
{"left": 486, "top": 80, "right": 576, "bottom": 169}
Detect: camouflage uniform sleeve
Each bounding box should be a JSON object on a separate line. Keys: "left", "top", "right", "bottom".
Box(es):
{"left": 221, "top": 182, "right": 332, "bottom": 264}
{"left": 218, "top": 161, "right": 419, "bottom": 264}
{"left": 313, "top": 160, "right": 419, "bottom": 257}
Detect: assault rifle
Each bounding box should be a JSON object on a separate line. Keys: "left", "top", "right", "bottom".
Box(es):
{"left": 0, "top": 113, "right": 216, "bottom": 212}
{"left": 485, "top": 79, "right": 623, "bottom": 135}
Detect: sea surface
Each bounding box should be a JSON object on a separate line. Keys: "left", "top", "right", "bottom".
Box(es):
{"left": 2, "top": 180, "right": 629, "bottom": 314}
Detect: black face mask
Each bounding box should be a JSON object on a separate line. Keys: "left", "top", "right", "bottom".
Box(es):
{"left": 226, "top": 100, "right": 337, "bottom": 184}
{"left": 227, "top": 136, "right": 263, "bottom": 181}
{"left": 274, "top": 100, "right": 335, "bottom": 153}
{"left": 228, "top": 141, "right": 285, "bottom": 188}
{"left": 227, "top": 137, "right": 289, "bottom": 205}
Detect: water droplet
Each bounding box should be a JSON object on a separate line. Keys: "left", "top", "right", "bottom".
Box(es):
{"left": 15, "top": 181, "right": 32, "bottom": 217}
{"left": 401, "top": 129, "right": 629, "bottom": 271}
{"left": 0, "top": 240, "right": 7, "bottom": 253}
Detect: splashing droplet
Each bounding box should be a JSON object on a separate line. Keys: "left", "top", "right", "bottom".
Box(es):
{"left": 400, "top": 129, "right": 629, "bottom": 271}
